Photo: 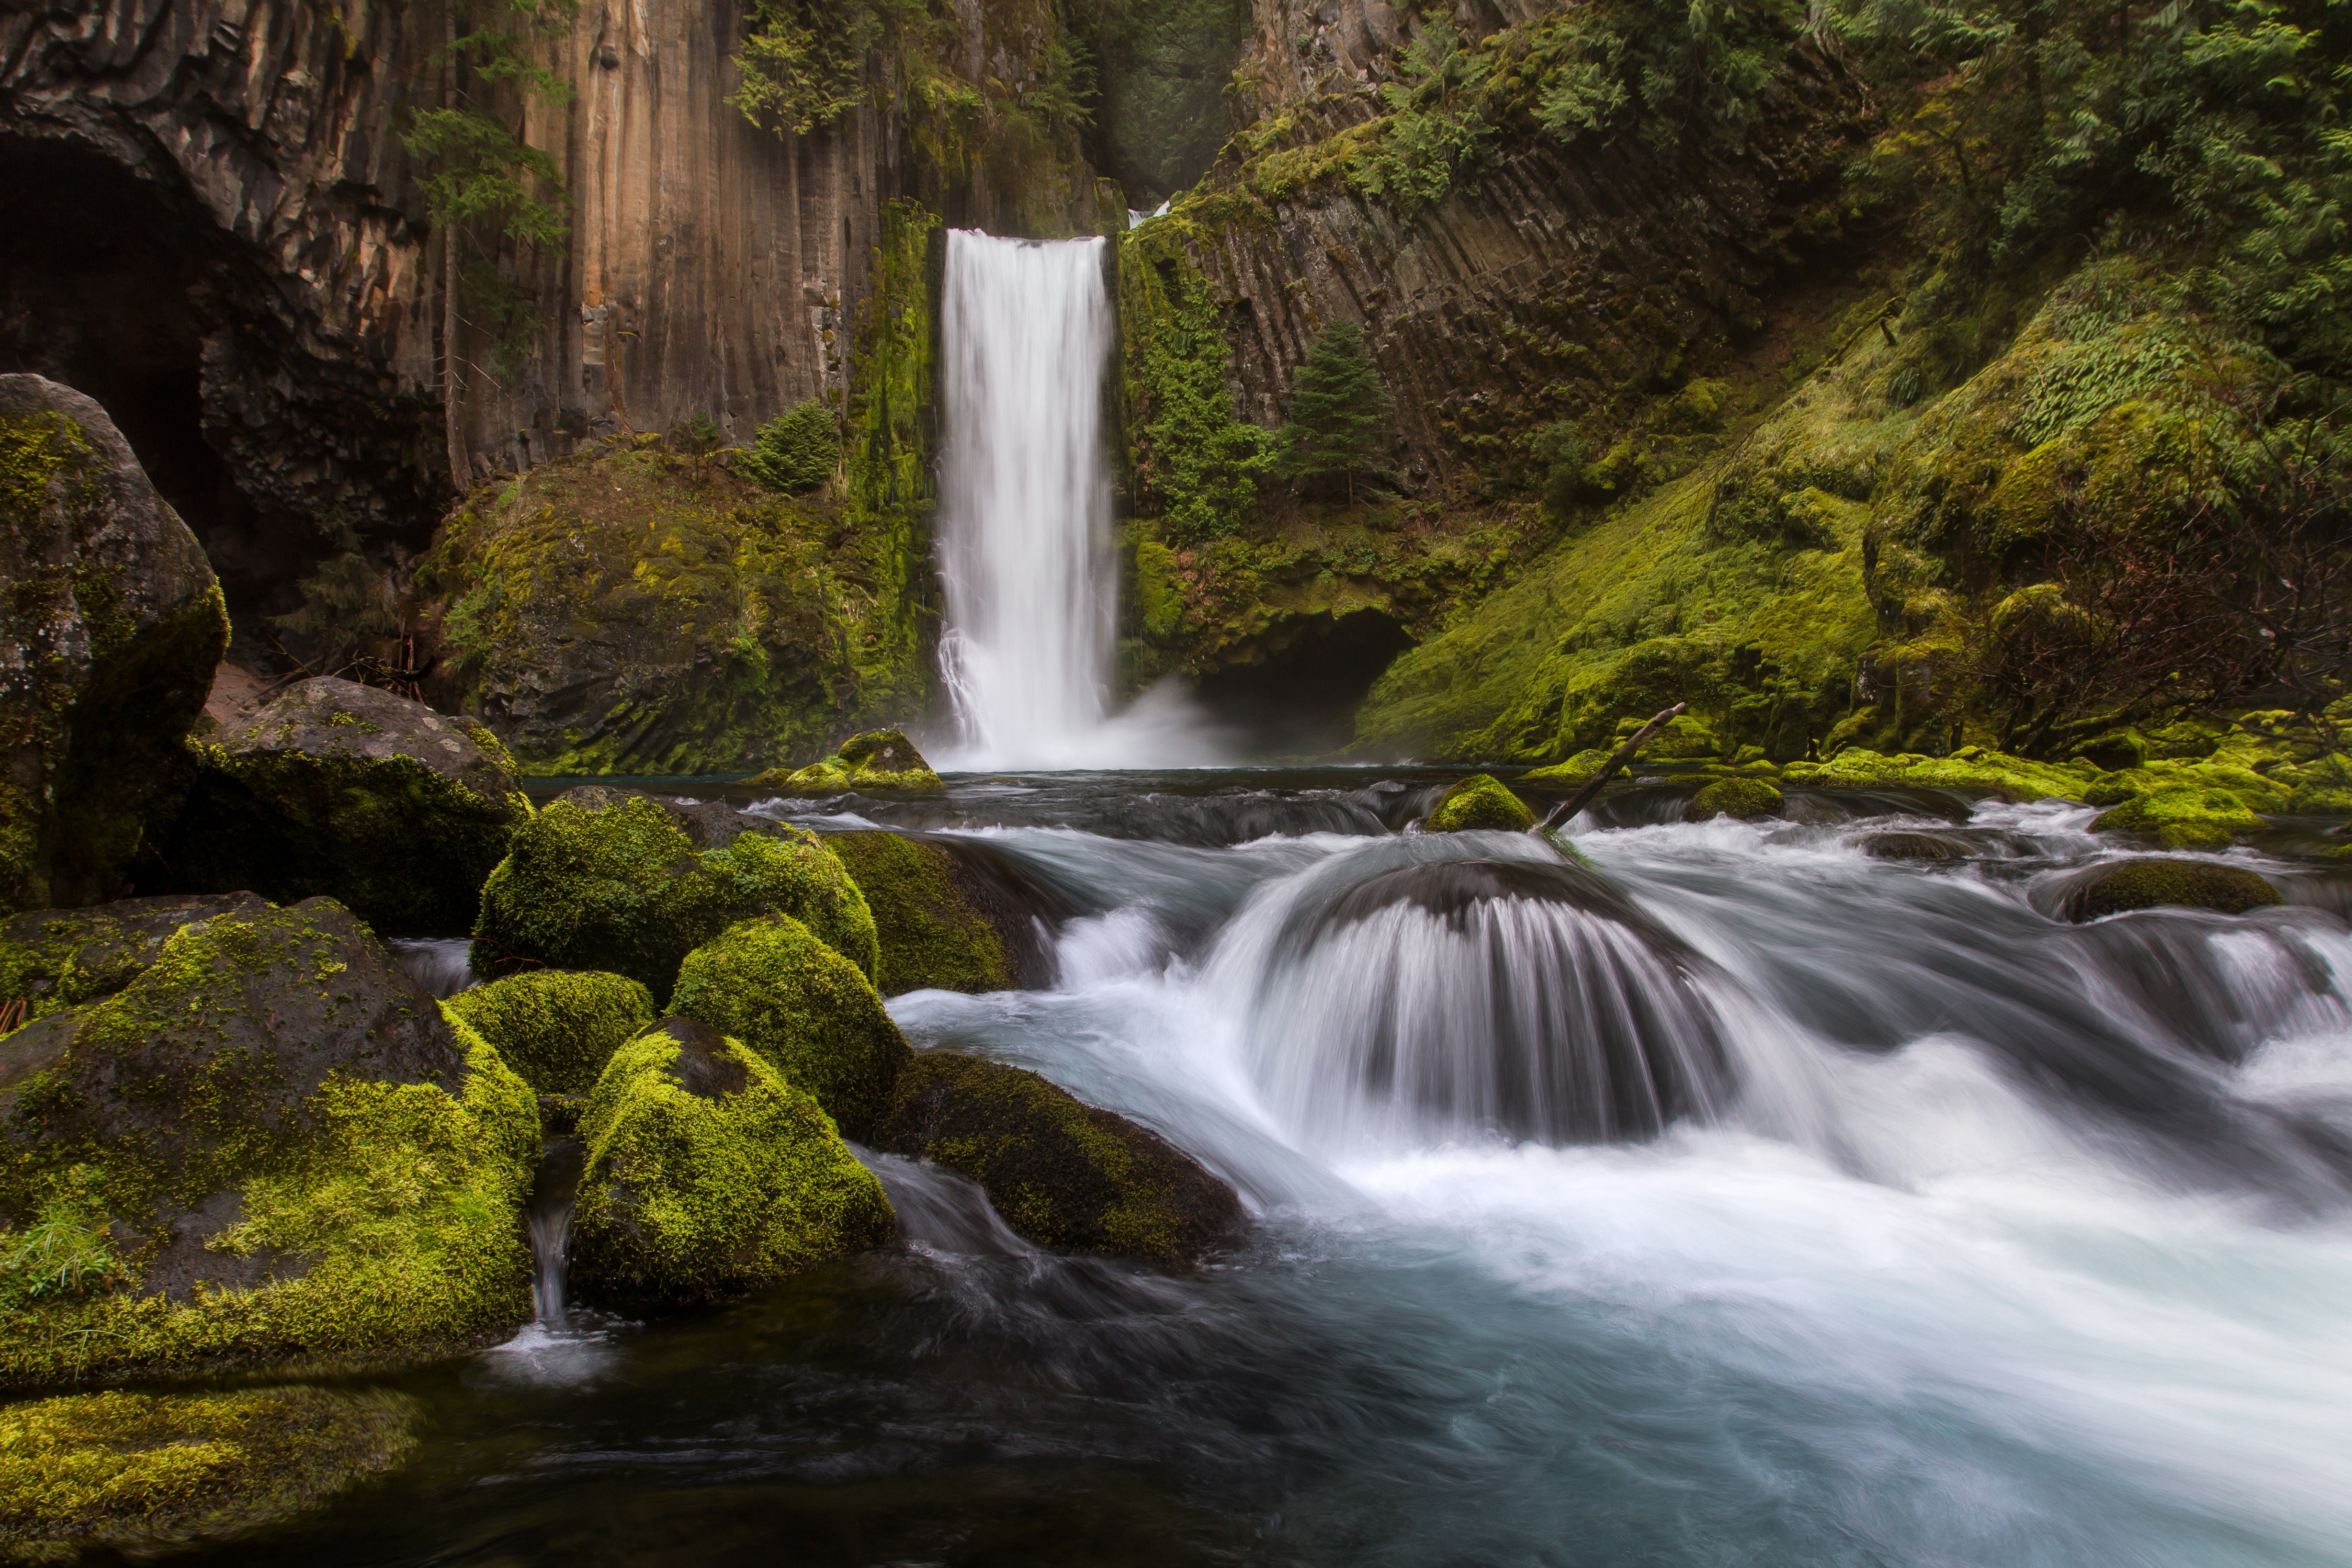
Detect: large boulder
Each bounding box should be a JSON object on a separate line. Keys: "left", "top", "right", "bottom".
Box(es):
{"left": 2065, "top": 858, "right": 2282, "bottom": 920}
{"left": 0, "top": 897, "right": 540, "bottom": 1388}
{"left": 2090, "top": 784, "right": 2266, "bottom": 850}
{"left": 1687, "top": 776, "right": 1784, "bottom": 821}
{"left": 0, "top": 1386, "right": 418, "bottom": 1562}
{"left": 472, "top": 793, "right": 877, "bottom": 1000}
{"left": 668, "top": 915, "right": 911, "bottom": 1139}
{"left": 166, "top": 677, "right": 532, "bottom": 936}
{"left": 754, "top": 729, "right": 943, "bottom": 792}
{"left": 0, "top": 375, "right": 229, "bottom": 915}
{"left": 826, "top": 830, "right": 1025, "bottom": 995}
{"left": 441, "top": 969, "right": 656, "bottom": 1094}
{"left": 873, "top": 1051, "right": 1242, "bottom": 1265}
{"left": 0, "top": 891, "right": 268, "bottom": 1026}
{"left": 1425, "top": 774, "right": 1536, "bottom": 833}
{"left": 569, "top": 1018, "right": 894, "bottom": 1311}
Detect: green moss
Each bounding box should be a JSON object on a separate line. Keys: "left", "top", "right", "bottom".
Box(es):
{"left": 1783, "top": 746, "right": 2093, "bottom": 801}
{"left": 755, "top": 728, "right": 942, "bottom": 792}
{"left": 0, "top": 1386, "right": 418, "bottom": 1561}
{"left": 1689, "top": 776, "right": 1784, "bottom": 820}
{"left": 2070, "top": 859, "right": 2282, "bottom": 919}
{"left": 667, "top": 915, "right": 912, "bottom": 1140}
{"left": 825, "top": 832, "right": 1013, "bottom": 996}
{"left": 2090, "top": 786, "right": 2266, "bottom": 850}
{"left": 441, "top": 970, "right": 656, "bottom": 1095}
{"left": 0, "top": 897, "right": 255, "bottom": 1027}
{"left": 569, "top": 1019, "right": 894, "bottom": 1311}
{"left": 874, "top": 1050, "right": 1239, "bottom": 1263}
{"left": 1425, "top": 774, "right": 1536, "bottom": 833}
{"left": 1523, "top": 748, "right": 1615, "bottom": 783}
{"left": 471, "top": 796, "right": 878, "bottom": 1000}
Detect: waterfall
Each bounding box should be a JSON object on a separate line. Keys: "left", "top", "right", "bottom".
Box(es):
{"left": 935, "top": 229, "right": 1221, "bottom": 769}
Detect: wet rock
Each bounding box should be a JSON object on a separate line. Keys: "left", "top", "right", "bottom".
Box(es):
{"left": 873, "top": 1051, "right": 1243, "bottom": 1265}
{"left": 1425, "top": 774, "right": 1536, "bottom": 833}
{"left": 667, "top": 915, "right": 911, "bottom": 1140}
{"left": 551, "top": 785, "right": 783, "bottom": 851}
{"left": 2066, "top": 859, "right": 2283, "bottom": 920}
{"left": 166, "top": 677, "right": 532, "bottom": 936}
{"left": 569, "top": 1018, "right": 894, "bottom": 1311}
{"left": 472, "top": 792, "right": 877, "bottom": 1001}
{"left": 1687, "top": 777, "right": 1784, "bottom": 821}
{"left": 0, "top": 891, "right": 269, "bottom": 1026}
{"left": 827, "top": 830, "right": 1043, "bottom": 995}
{"left": 0, "top": 897, "right": 540, "bottom": 1388}
{"left": 756, "top": 728, "right": 944, "bottom": 792}
{"left": 1859, "top": 832, "right": 1963, "bottom": 861}
{"left": 441, "top": 969, "right": 657, "bottom": 1095}
{"left": 2090, "top": 785, "right": 2268, "bottom": 850}
{"left": 0, "top": 375, "right": 229, "bottom": 915}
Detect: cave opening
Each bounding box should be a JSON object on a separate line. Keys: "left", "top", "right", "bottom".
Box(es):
{"left": 1195, "top": 608, "right": 1417, "bottom": 759}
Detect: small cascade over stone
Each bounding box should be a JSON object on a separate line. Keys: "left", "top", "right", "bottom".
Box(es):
{"left": 525, "top": 1139, "right": 584, "bottom": 1326}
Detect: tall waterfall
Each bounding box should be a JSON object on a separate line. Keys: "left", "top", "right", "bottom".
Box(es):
{"left": 936, "top": 229, "right": 1219, "bottom": 769}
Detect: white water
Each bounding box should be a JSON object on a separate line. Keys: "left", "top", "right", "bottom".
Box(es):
{"left": 934, "top": 229, "right": 1221, "bottom": 769}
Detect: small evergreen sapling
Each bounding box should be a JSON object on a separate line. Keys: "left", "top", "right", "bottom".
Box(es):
{"left": 739, "top": 400, "right": 840, "bottom": 493}
{"left": 1275, "top": 319, "right": 1391, "bottom": 503}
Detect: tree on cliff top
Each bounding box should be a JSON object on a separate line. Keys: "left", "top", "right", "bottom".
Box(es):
{"left": 1275, "top": 320, "right": 1391, "bottom": 504}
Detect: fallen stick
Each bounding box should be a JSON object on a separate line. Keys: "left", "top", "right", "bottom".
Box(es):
{"left": 1533, "top": 701, "right": 1688, "bottom": 834}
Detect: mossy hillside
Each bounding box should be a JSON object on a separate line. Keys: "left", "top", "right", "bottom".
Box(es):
{"left": 569, "top": 1019, "right": 894, "bottom": 1312}
{"left": 441, "top": 969, "right": 656, "bottom": 1095}
{"left": 0, "top": 893, "right": 267, "bottom": 1027}
{"left": 1425, "top": 774, "right": 1535, "bottom": 833}
{"left": 755, "top": 728, "right": 943, "bottom": 792}
{"left": 471, "top": 795, "right": 879, "bottom": 1001}
{"left": 0, "top": 1386, "right": 418, "bottom": 1562}
{"left": 825, "top": 831, "right": 1015, "bottom": 996}
{"left": 2068, "top": 859, "right": 2281, "bottom": 920}
{"left": 874, "top": 1050, "right": 1241, "bottom": 1264}
{"left": 0, "top": 901, "right": 539, "bottom": 1388}
{"left": 667, "top": 915, "right": 912, "bottom": 1140}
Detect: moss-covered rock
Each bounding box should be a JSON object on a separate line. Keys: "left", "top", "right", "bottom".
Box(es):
{"left": 2066, "top": 858, "right": 2282, "bottom": 919}
{"left": 1425, "top": 775, "right": 1536, "bottom": 833}
{"left": 0, "top": 893, "right": 268, "bottom": 1027}
{"left": 825, "top": 831, "right": 1016, "bottom": 996}
{"left": 755, "top": 729, "right": 944, "bottom": 792}
{"left": 667, "top": 916, "right": 911, "bottom": 1140}
{"left": 1783, "top": 746, "right": 2092, "bottom": 801}
{"left": 569, "top": 1018, "right": 894, "bottom": 1311}
{"left": 1523, "top": 748, "right": 1615, "bottom": 784}
{"left": 0, "top": 1385, "right": 418, "bottom": 1561}
{"left": 0, "top": 897, "right": 539, "bottom": 1388}
{"left": 874, "top": 1051, "right": 1241, "bottom": 1264}
{"left": 1687, "top": 776, "right": 1784, "bottom": 821}
{"left": 2090, "top": 786, "right": 2266, "bottom": 850}
{"left": 471, "top": 794, "right": 878, "bottom": 1001}
{"left": 441, "top": 969, "right": 656, "bottom": 1095}
{"left": 0, "top": 375, "right": 229, "bottom": 917}
{"left": 165, "top": 678, "right": 531, "bottom": 936}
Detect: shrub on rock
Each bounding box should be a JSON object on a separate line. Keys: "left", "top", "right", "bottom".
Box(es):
{"left": 569, "top": 1018, "right": 894, "bottom": 1311}
{"left": 0, "top": 891, "right": 268, "bottom": 1026}
{"left": 0, "top": 375, "right": 229, "bottom": 916}
{"left": 667, "top": 916, "right": 910, "bottom": 1139}
{"left": 826, "top": 831, "right": 1017, "bottom": 995}
{"left": 1425, "top": 775, "right": 1535, "bottom": 833}
{"left": 0, "top": 898, "right": 539, "bottom": 1388}
{"left": 167, "top": 677, "right": 531, "bottom": 935}
{"left": 2067, "top": 859, "right": 2282, "bottom": 919}
{"left": 873, "top": 1051, "right": 1242, "bottom": 1265}
{"left": 756, "top": 729, "right": 943, "bottom": 792}
{"left": 1688, "top": 777, "right": 1784, "bottom": 820}
{"left": 441, "top": 969, "right": 656, "bottom": 1094}
{"left": 471, "top": 794, "right": 877, "bottom": 1000}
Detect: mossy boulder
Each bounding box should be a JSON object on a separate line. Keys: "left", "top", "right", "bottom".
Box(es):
{"left": 441, "top": 969, "right": 656, "bottom": 1095}
{"left": 0, "top": 897, "right": 539, "bottom": 1388}
{"left": 873, "top": 1051, "right": 1242, "bottom": 1265}
{"left": 1783, "top": 746, "right": 2092, "bottom": 801}
{"left": 1687, "top": 777, "right": 1784, "bottom": 821}
{"left": 0, "top": 375, "right": 229, "bottom": 916}
{"left": 0, "top": 1386, "right": 418, "bottom": 1561}
{"left": 756, "top": 729, "right": 944, "bottom": 793}
{"left": 0, "top": 892, "right": 268, "bottom": 1027}
{"left": 1425, "top": 775, "right": 1536, "bottom": 833}
{"left": 569, "top": 1018, "right": 894, "bottom": 1311}
{"left": 471, "top": 793, "right": 878, "bottom": 1001}
{"left": 2090, "top": 786, "right": 2265, "bottom": 850}
{"left": 165, "top": 678, "right": 531, "bottom": 936}
{"left": 826, "top": 831, "right": 1017, "bottom": 996}
{"left": 1523, "top": 748, "right": 1614, "bottom": 784}
{"left": 2066, "top": 858, "right": 2282, "bottom": 920}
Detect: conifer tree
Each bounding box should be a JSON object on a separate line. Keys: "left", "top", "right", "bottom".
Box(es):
{"left": 1275, "top": 319, "right": 1391, "bottom": 503}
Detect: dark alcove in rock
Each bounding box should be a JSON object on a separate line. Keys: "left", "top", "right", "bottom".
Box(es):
{"left": 1195, "top": 606, "right": 1415, "bottom": 758}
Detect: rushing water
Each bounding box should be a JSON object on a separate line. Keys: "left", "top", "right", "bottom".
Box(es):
{"left": 204, "top": 772, "right": 2352, "bottom": 1567}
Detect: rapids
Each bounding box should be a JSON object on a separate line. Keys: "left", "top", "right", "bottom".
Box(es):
{"left": 289, "top": 771, "right": 2350, "bottom": 1567}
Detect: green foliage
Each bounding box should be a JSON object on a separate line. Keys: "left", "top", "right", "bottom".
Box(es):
{"left": 1119, "top": 229, "right": 1275, "bottom": 543}
{"left": 1352, "top": 17, "right": 1498, "bottom": 208}
{"left": 738, "top": 399, "right": 840, "bottom": 493}
{"left": 1083, "top": 0, "right": 1250, "bottom": 201}
{"left": 1275, "top": 319, "right": 1392, "bottom": 499}
{"left": 0, "top": 1167, "right": 123, "bottom": 1315}
{"left": 732, "top": 0, "right": 882, "bottom": 135}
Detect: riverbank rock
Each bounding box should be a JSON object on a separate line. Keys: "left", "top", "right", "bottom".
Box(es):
{"left": 873, "top": 1051, "right": 1242, "bottom": 1265}
{"left": 2089, "top": 784, "right": 2267, "bottom": 850}
{"left": 0, "top": 891, "right": 268, "bottom": 1026}
{"left": 1782, "top": 747, "right": 2093, "bottom": 801}
{"left": 0, "top": 1386, "right": 419, "bottom": 1561}
{"left": 441, "top": 969, "right": 656, "bottom": 1094}
{"left": 755, "top": 729, "right": 944, "bottom": 793}
{"left": 2066, "top": 859, "right": 2282, "bottom": 920}
{"left": 472, "top": 793, "right": 877, "bottom": 1000}
{"left": 165, "top": 678, "right": 532, "bottom": 935}
{"left": 827, "top": 832, "right": 1022, "bottom": 995}
{"left": 0, "top": 375, "right": 229, "bottom": 916}
{"left": 0, "top": 898, "right": 539, "bottom": 1388}
{"left": 569, "top": 1018, "right": 894, "bottom": 1311}
{"left": 1687, "top": 777, "right": 1784, "bottom": 821}
{"left": 1425, "top": 775, "right": 1536, "bottom": 833}
{"left": 667, "top": 916, "right": 910, "bottom": 1140}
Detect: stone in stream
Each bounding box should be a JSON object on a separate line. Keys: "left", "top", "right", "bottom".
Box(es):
{"left": 754, "top": 728, "right": 944, "bottom": 792}
{"left": 2065, "top": 858, "right": 2282, "bottom": 920}
{"left": 0, "top": 896, "right": 540, "bottom": 1389}
{"left": 1859, "top": 832, "right": 1964, "bottom": 861}
{"left": 1686, "top": 776, "right": 1785, "bottom": 821}
{"left": 164, "top": 677, "right": 532, "bottom": 935}
{"left": 1424, "top": 774, "right": 1536, "bottom": 833}
{"left": 441, "top": 968, "right": 657, "bottom": 1095}
{"left": 567, "top": 1018, "right": 894, "bottom": 1311}
{"left": 873, "top": 1051, "right": 1243, "bottom": 1265}
{"left": 0, "top": 375, "right": 230, "bottom": 916}
{"left": 825, "top": 829, "right": 1057, "bottom": 995}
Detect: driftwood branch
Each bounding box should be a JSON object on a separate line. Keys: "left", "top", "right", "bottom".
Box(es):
{"left": 1533, "top": 702, "right": 1688, "bottom": 834}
